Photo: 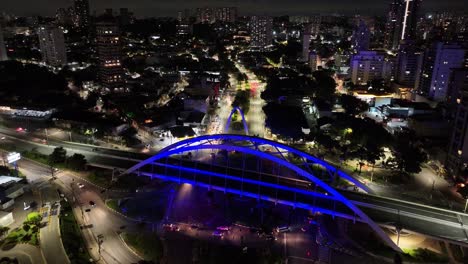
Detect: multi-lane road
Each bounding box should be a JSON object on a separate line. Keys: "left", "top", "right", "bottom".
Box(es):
{"left": 5, "top": 154, "right": 141, "bottom": 264}
{"left": 3, "top": 126, "right": 468, "bottom": 253}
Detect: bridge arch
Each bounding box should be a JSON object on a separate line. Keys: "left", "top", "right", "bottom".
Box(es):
{"left": 123, "top": 134, "right": 401, "bottom": 252}
{"left": 225, "top": 106, "right": 249, "bottom": 135}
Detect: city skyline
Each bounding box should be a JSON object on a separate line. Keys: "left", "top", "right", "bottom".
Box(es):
{"left": 0, "top": 0, "right": 467, "bottom": 17}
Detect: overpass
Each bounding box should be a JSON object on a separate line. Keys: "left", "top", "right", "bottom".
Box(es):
{"left": 2, "top": 129, "right": 468, "bottom": 250}
{"left": 123, "top": 134, "right": 468, "bottom": 251}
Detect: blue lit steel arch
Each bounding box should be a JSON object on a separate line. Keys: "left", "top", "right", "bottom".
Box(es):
{"left": 123, "top": 134, "right": 401, "bottom": 252}
{"left": 225, "top": 106, "right": 249, "bottom": 135}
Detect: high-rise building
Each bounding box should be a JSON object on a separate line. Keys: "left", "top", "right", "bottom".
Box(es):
{"left": 301, "top": 24, "right": 312, "bottom": 62}
{"left": 427, "top": 42, "right": 465, "bottom": 101}
{"left": 196, "top": 8, "right": 214, "bottom": 24}
{"left": 0, "top": 25, "right": 7, "bottom": 61}
{"left": 309, "top": 52, "right": 318, "bottom": 72}
{"left": 416, "top": 43, "right": 437, "bottom": 95}
{"left": 37, "top": 26, "right": 67, "bottom": 67}
{"left": 249, "top": 16, "right": 273, "bottom": 49}
{"left": 96, "top": 18, "right": 124, "bottom": 91}
{"left": 395, "top": 42, "right": 424, "bottom": 87}
{"left": 74, "top": 0, "right": 90, "bottom": 29}
{"left": 384, "top": 0, "right": 421, "bottom": 50}
{"left": 118, "top": 8, "right": 134, "bottom": 27}
{"left": 351, "top": 20, "right": 370, "bottom": 53}
{"left": 350, "top": 51, "right": 389, "bottom": 85}
{"left": 195, "top": 7, "right": 236, "bottom": 24}
{"left": 447, "top": 68, "right": 468, "bottom": 176}
{"left": 384, "top": 0, "right": 401, "bottom": 50}
{"left": 309, "top": 16, "right": 321, "bottom": 37}
{"left": 214, "top": 7, "right": 237, "bottom": 23}
{"left": 397, "top": 0, "right": 421, "bottom": 42}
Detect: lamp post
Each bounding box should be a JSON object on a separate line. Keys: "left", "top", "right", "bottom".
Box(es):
{"left": 44, "top": 128, "right": 49, "bottom": 144}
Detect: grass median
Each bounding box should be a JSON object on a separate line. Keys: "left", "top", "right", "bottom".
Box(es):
{"left": 122, "top": 232, "right": 163, "bottom": 262}
{"left": 59, "top": 202, "right": 92, "bottom": 263}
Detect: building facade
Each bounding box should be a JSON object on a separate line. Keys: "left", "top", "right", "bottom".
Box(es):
{"left": 384, "top": 0, "right": 421, "bottom": 50}
{"left": 352, "top": 20, "right": 370, "bottom": 53}
{"left": 350, "top": 51, "right": 388, "bottom": 85}
{"left": 74, "top": 0, "right": 90, "bottom": 30}
{"left": 0, "top": 25, "right": 7, "bottom": 61}
{"left": 301, "top": 24, "right": 312, "bottom": 62}
{"left": 427, "top": 42, "right": 465, "bottom": 101}
{"left": 249, "top": 16, "right": 273, "bottom": 49}
{"left": 395, "top": 42, "right": 424, "bottom": 87}
{"left": 447, "top": 68, "right": 468, "bottom": 177}
{"left": 96, "top": 19, "right": 124, "bottom": 91}
{"left": 37, "top": 26, "right": 67, "bottom": 67}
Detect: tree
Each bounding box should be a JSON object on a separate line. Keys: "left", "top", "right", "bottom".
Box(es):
{"left": 392, "top": 132, "right": 427, "bottom": 175}
{"left": 66, "top": 153, "right": 87, "bottom": 171}
{"left": 313, "top": 70, "right": 336, "bottom": 100}
{"left": 0, "top": 226, "right": 9, "bottom": 238}
{"left": 340, "top": 94, "right": 369, "bottom": 116}
{"left": 49, "top": 147, "right": 67, "bottom": 164}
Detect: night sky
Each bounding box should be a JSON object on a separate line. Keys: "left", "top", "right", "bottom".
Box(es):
{"left": 0, "top": 0, "right": 466, "bottom": 17}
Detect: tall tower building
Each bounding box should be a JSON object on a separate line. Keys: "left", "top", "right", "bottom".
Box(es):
{"left": 301, "top": 24, "right": 312, "bottom": 62}
{"left": 384, "top": 0, "right": 421, "bottom": 50}
{"left": 384, "top": 0, "right": 401, "bottom": 50}
{"left": 37, "top": 26, "right": 67, "bottom": 67}
{"left": 96, "top": 18, "right": 124, "bottom": 91}
{"left": 351, "top": 20, "right": 370, "bottom": 53}
{"left": 427, "top": 42, "right": 465, "bottom": 101}
{"left": 309, "top": 52, "right": 319, "bottom": 72}
{"left": 74, "top": 0, "right": 90, "bottom": 30}
{"left": 447, "top": 68, "right": 468, "bottom": 177}
{"left": 0, "top": 25, "right": 7, "bottom": 61}
{"left": 196, "top": 8, "right": 214, "bottom": 24}
{"left": 395, "top": 42, "right": 424, "bottom": 87}
{"left": 249, "top": 16, "right": 273, "bottom": 50}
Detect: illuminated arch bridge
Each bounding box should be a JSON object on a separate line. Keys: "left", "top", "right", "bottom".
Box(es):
{"left": 124, "top": 134, "right": 400, "bottom": 251}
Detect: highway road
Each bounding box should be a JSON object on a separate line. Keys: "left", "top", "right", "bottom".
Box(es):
{"left": 3, "top": 129, "right": 468, "bottom": 246}
{"left": 64, "top": 177, "right": 141, "bottom": 264}
{"left": 13, "top": 155, "right": 141, "bottom": 264}
{"left": 38, "top": 184, "right": 69, "bottom": 264}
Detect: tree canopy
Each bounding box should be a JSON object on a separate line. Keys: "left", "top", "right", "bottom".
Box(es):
{"left": 49, "top": 147, "right": 67, "bottom": 165}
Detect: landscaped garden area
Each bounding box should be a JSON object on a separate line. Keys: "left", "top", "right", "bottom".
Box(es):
{"left": 1, "top": 212, "right": 41, "bottom": 249}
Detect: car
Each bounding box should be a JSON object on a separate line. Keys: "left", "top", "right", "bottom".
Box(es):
{"left": 85, "top": 208, "right": 91, "bottom": 212}
{"left": 1, "top": 136, "right": 5, "bottom": 140}
{"left": 89, "top": 201, "right": 96, "bottom": 207}
{"left": 78, "top": 183, "right": 85, "bottom": 188}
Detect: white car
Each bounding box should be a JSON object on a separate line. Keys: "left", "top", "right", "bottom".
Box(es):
{"left": 78, "top": 183, "right": 85, "bottom": 188}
